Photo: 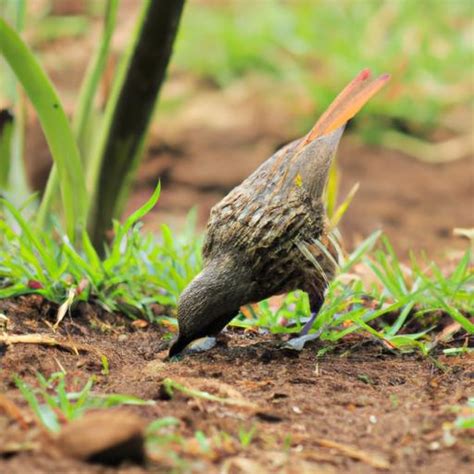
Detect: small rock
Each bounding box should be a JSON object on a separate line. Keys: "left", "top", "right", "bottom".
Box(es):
{"left": 284, "top": 333, "right": 320, "bottom": 351}
{"left": 57, "top": 411, "right": 145, "bottom": 466}
{"left": 185, "top": 336, "right": 217, "bottom": 353}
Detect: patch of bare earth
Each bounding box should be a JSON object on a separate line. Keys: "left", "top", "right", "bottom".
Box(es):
{"left": 0, "top": 296, "right": 472, "bottom": 473}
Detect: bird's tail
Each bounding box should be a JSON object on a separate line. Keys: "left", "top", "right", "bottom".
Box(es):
{"left": 266, "top": 69, "right": 390, "bottom": 198}
{"left": 299, "top": 69, "right": 390, "bottom": 148}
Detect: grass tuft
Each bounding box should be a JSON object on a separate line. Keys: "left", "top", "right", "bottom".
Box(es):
{"left": 238, "top": 231, "right": 473, "bottom": 354}
{"left": 14, "top": 371, "right": 154, "bottom": 433}
{"left": 0, "top": 185, "right": 201, "bottom": 320}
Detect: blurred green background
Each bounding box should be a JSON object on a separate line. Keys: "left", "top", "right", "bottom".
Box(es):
{"left": 2, "top": 0, "right": 472, "bottom": 140}
{"left": 175, "top": 0, "right": 473, "bottom": 140}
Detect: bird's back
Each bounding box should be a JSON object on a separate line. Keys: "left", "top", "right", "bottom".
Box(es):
{"left": 203, "top": 140, "right": 332, "bottom": 299}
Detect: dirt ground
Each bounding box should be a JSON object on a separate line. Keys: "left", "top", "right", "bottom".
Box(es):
{"left": 0, "top": 297, "right": 472, "bottom": 473}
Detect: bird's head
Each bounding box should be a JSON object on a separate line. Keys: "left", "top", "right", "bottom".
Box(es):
{"left": 168, "top": 257, "right": 252, "bottom": 357}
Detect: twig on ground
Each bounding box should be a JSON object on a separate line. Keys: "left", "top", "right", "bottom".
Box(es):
{"left": 315, "top": 437, "right": 390, "bottom": 469}
{"left": 0, "top": 333, "right": 93, "bottom": 355}
{"left": 162, "top": 377, "right": 258, "bottom": 410}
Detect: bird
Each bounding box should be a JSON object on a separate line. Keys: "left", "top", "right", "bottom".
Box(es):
{"left": 169, "top": 69, "right": 390, "bottom": 356}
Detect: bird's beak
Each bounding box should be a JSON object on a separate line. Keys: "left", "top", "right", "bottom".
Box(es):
{"left": 168, "top": 335, "right": 189, "bottom": 358}
{"left": 298, "top": 68, "right": 390, "bottom": 149}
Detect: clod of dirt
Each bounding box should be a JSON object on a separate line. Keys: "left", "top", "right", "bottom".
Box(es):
{"left": 56, "top": 411, "right": 145, "bottom": 466}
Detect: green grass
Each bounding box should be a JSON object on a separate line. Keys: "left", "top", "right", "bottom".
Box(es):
{"left": 0, "top": 190, "right": 472, "bottom": 355}
{"left": 175, "top": 0, "right": 473, "bottom": 139}
{"left": 0, "top": 185, "right": 201, "bottom": 319}
{"left": 0, "top": 16, "right": 88, "bottom": 240}
{"left": 237, "top": 232, "right": 473, "bottom": 354}
{"left": 453, "top": 398, "right": 474, "bottom": 431}
{"left": 13, "top": 369, "right": 257, "bottom": 469}
{"left": 14, "top": 371, "right": 154, "bottom": 433}
{"left": 1, "top": 0, "right": 181, "bottom": 249}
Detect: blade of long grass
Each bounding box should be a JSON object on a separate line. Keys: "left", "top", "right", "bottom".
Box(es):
{"left": 324, "top": 161, "right": 339, "bottom": 219}
{"left": 0, "top": 197, "right": 56, "bottom": 276}
{"left": 73, "top": 377, "right": 95, "bottom": 413}
{"left": 386, "top": 301, "right": 415, "bottom": 336}
{"left": 0, "top": 18, "right": 88, "bottom": 241}
{"left": 40, "top": 0, "right": 121, "bottom": 211}
{"left": 0, "top": 111, "right": 13, "bottom": 187}
{"left": 14, "top": 375, "right": 60, "bottom": 432}
{"left": 341, "top": 230, "right": 381, "bottom": 272}
{"left": 0, "top": 1, "right": 29, "bottom": 204}
{"left": 432, "top": 294, "right": 474, "bottom": 333}
{"left": 82, "top": 230, "right": 103, "bottom": 274}
{"left": 0, "top": 0, "right": 26, "bottom": 97}
{"left": 86, "top": 0, "right": 185, "bottom": 249}
{"left": 108, "top": 182, "right": 161, "bottom": 264}
{"left": 74, "top": 0, "right": 120, "bottom": 145}
{"left": 329, "top": 182, "right": 359, "bottom": 230}
{"left": 61, "top": 242, "right": 100, "bottom": 286}
{"left": 9, "top": 93, "right": 30, "bottom": 206}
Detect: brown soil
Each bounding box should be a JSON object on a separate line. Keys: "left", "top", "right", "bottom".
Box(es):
{"left": 1, "top": 297, "right": 472, "bottom": 473}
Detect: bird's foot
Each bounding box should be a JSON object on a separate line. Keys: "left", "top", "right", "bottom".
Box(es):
{"left": 284, "top": 313, "right": 322, "bottom": 351}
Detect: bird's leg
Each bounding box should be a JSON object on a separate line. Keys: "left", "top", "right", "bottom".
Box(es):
{"left": 299, "top": 292, "right": 324, "bottom": 336}
{"left": 284, "top": 292, "right": 324, "bottom": 351}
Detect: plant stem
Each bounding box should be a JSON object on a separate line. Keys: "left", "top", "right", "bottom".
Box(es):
{"left": 0, "top": 18, "right": 88, "bottom": 242}
{"left": 87, "top": 0, "right": 185, "bottom": 252}
{"left": 40, "top": 0, "right": 120, "bottom": 230}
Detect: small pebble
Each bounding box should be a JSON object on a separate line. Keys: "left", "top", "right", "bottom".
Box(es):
{"left": 429, "top": 441, "right": 441, "bottom": 451}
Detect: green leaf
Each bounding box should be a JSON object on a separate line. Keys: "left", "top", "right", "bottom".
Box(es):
{"left": 329, "top": 182, "right": 359, "bottom": 230}
{"left": 0, "top": 197, "right": 56, "bottom": 277}
{"left": 0, "top": 112, "right": 13, "bottom": 187}
{"left": 146, "top": 417, "right": 180, "bottom": 433}
{"left": 341, "top": 230, "right": 381, "bottom": 272}
{"left": 0, "top": 17, "right": 88, "bottom": 241}
{"left": 14, "top": 375, "right": 60, "bottom": 432}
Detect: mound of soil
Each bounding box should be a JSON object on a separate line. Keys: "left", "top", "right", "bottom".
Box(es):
{"left": 0, "top": 296, "right": 472, "bottom": 473}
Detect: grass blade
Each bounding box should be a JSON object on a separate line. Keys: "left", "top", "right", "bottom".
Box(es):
{"left": 0, "top": 18, "right": 88, "bottom": 241}
{"left": 73, "top": 0, "right": 120, "bottom": 146}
